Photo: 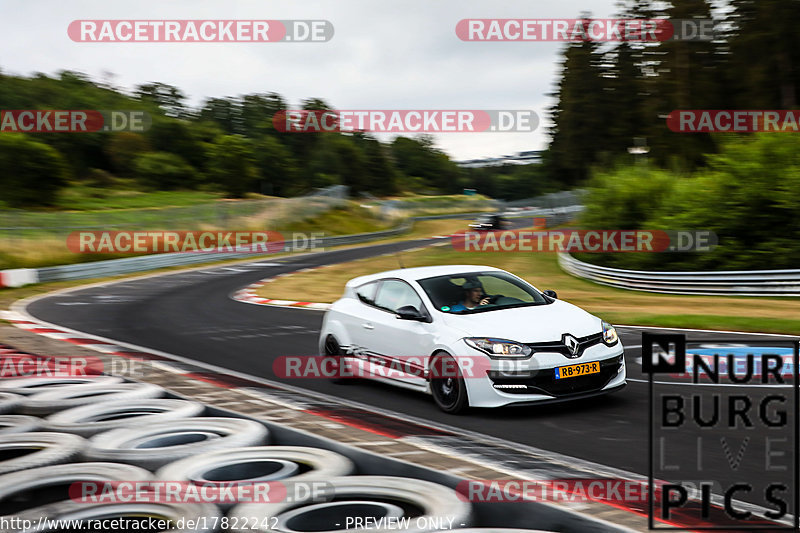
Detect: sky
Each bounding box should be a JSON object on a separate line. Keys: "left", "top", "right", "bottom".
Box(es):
{"left": 0, "top": 0, "right": 621, "bottom": 160}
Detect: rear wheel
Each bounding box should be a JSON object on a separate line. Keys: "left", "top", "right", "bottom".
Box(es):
{"left": 429, "top": 352, "right": 469, "bottom": 414}
{"left": 323, "top": 335, "right": 350, "bottom": 384}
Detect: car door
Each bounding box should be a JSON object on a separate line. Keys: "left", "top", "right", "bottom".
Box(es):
{"left": 344, "top": 280, "right": 384, "bottom": 369}
{"left": 367, "top": 279, "right": 436, "bottom": 388}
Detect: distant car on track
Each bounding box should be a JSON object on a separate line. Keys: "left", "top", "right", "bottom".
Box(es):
{"left": 319, "top": 265, "right": 626, "bottom": 413}
{"left": 468, "top": 214, "right": 508, "bottom": 231}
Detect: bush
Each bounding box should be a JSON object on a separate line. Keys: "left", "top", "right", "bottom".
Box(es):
{"left": 0, "top": 134, "right": 68, "bottom": 207}
{"left": 576, "top": 134, "right": 800, "bottom": 271}
{"left": 133, "top": 152, "right": 195, "bottom": 190}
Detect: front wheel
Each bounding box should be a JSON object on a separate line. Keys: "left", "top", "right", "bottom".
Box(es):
{"left": 429, "top": 352, "right": 469, "bottom": 414}
{"left": 323, "top": 335, "right": 350, "bottom": 385}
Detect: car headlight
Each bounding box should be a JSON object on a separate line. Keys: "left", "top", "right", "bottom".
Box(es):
{"left": 465, "top": 338, "right": 532, "bottom": 357}
{"left": 602, "top": 321, "right": 619, "bottom": 345}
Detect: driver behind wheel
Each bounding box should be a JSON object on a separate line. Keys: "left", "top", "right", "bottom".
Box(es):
{"left": 449, "top": 279, "right": 491, "bottom": 312}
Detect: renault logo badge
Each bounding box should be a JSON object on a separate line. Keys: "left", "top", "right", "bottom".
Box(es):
{"left": 562, "top": 334, "right": 581, "bottom": 357}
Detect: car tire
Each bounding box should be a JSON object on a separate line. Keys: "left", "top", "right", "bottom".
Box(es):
{"left": 0, "top": 375, "right": 123, "bottom": 395}
{"left": 0, "top": 392, "right": 22, "bottom": 414}
{"left": 229, "top": 475, "right": 473, "bottom": 533}
{"left": 0, "top": 432, "right": 85, "bottom": 475}
{"left": 85, "top": 417, "right": 269, "bottom": 470}
{"left": 156, "top": 445, "right": 354, "bottom": 482}
{"left": 44, "top": 398, "right": 206, "bottom": 437}
{"left": 0, "top": 415, "right": 41, "bottom": 434}
{"left": 155, "top": 446, "right": 355, "bottom": 508}
{"left": 323, "top": 335, "right": 351, "bottom": 384}
{"left": 20, "top": 382, "right": 164, "bottom": 416}
{"left": 429, "top": 352, "right": 469, "bottom": 414}
{"left": 0, "top": 461, "right": 152, "bottom": 515}
{"left": 8, "top": 501, "right": 222, "bottom": 532}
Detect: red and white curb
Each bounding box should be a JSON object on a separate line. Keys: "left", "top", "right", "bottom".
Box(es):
{"left": 1, "top": 310, "right": 175, "bottom": 363}
{"left": 233, "top": 271, "right": 332, "bottom": 310}
{"left": 231, "top": 238, "right": 453, "bottom": 310}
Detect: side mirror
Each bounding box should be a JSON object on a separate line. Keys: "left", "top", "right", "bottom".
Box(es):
{"left": 543, "top": 289, "right": 558, "bottom": 299}
{"left": 396, "top": 305, "right": 426, "bottom": 321}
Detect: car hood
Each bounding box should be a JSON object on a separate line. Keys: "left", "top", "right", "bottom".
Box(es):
{"left": 440, "top": 299, "right": 602, "bottom": 342}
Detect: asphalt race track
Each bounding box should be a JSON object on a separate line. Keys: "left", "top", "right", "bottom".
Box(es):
{"left": 26, "top": 231, "right": 798, "bottom": 516}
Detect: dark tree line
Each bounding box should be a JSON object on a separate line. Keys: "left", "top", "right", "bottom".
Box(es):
{"left": 547, "top": 0, "right": 800, "bottom": 185}
{"left": 0, "top": 70, "right": 559, "bottom": 207}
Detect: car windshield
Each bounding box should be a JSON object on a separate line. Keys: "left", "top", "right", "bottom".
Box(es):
{"left": 417, "top": 271, "right": 549, "bottom": 314}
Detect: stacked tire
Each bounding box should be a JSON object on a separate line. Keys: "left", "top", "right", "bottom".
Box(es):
{"left": 0, "top": 371, "right": 554, "bottom": 532}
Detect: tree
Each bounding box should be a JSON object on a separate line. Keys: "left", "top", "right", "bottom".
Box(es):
{"left": 253, "top": 135, "right": 298, "bottom": 196}
{"left": 199, "top": 97, "right": 242, "bottom": 134}
{"left": 0, "top": 134, "right": 68, "bottom": 206}
{"left": 547, "top": 35, "right": 607, "bottom": 185}
{"left": 135, "top": 82, "right": 188, "bottom": 117}
{"left": 391, "top": 136, "right": 462, "bottom": 193}
{"left": 133, "top": 152, "right": 195, "bottom": 190}
{"left": 106, "top": 132, "right": 151, "bottom": 176}
{"left": 359, "top": 135, "right": 398, "bottom": 195}
{"left": 205, "top": 135, "right": 259, "bottom": 197}
{"left": 726, "top": 0, "right": 799, "bottom": 109}
{"left": 146, "top": 118, "right": 205, "bottom": 173}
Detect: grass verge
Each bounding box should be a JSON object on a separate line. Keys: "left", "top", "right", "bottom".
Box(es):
{"left": 255, "top": 246, "right": 800, "bottom": 335}
{"left": 0, "top": 217, "right": 474, "bottom": 318}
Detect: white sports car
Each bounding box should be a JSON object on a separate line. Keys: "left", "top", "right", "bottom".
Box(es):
{"left": 318, "top": 265, "right": 625, "bottom": 413}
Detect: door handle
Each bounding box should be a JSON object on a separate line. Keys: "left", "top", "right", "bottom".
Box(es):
{"left": 362, "top": 323, "right": 374, "bottom": 330}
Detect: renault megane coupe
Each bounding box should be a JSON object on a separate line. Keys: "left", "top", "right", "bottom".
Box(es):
{"left": 318, "top": 265, "right": 625, "bottom": 413}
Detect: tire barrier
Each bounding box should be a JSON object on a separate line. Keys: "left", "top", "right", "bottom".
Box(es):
{"left": 0, "top": 432, "right": 85, "bottom": 475}
{"left": 0, "top": 462, "right": 151, "bottom": 516}
{"left": 155, "top": 446, "right": 355, "bottom": 508}
{"left": 45, "top": 398, "right": 206, "bottom": 437}
{"left": 5, "top": 501, "right": 222, "bottom": 533}
{"left": 0, "top": 355, "right": 614, "bottom": 532}
{"left": 19, "top": 382, "right": 164, "bottom": 416}
{"left": 0, "top": 375, "right": 123, "bottom": 395}
{"left": 229, "top": 475, "right": 473, "bottom": 533}
{"left": 0, "top": 415, "right": 40, "bottom": 434}
{"left": 0, "top": 393, "right": 22, "bottom": 415}
{"left": 84, "top": 417, "right": 269, "bottom": 470}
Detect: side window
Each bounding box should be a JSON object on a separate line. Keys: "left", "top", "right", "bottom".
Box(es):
{"left": 374, "top": 280, "right": 423, "bottom": 313}
{"left": 355, "top": 282, "right": 378, "bottom": 305}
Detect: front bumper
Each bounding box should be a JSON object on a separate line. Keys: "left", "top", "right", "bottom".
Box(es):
{"left": 461, "top": 342, "right": 626, "bottom": 408}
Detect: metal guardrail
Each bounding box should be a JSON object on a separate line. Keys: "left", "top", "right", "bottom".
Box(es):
{"left": 558, "top": 253, "right": 800, "bottom": 296}
{"left": 22, "top": 190, "right": 588, "bottom": 285}
{"left": 36, "top": 222, "right": 414, "bottom": 283}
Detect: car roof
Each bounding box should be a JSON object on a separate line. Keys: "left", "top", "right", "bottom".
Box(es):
{"left": 346, "top": 265, "right": 503, "bottom": 287}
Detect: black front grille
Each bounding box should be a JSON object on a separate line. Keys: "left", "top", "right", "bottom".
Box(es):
{"left": 525, "top": 332, "right": 603, "bottom": 359}
{"left": 488, "top": 354, "right": 623, "bottom": 396}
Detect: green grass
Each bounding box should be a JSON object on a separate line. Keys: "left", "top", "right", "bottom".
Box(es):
{"left": 55, "top": 184, "right": 225, "bottom": 211}
{"left": 273, "top": 203, "right": 392, "bottom": 236}
{"left": 258, "top": 244, "right": 800, "bottom": 335}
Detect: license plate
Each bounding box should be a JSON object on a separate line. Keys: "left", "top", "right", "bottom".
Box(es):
{"left": 555, "top": 361, "right": 600, "bottom": 379}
